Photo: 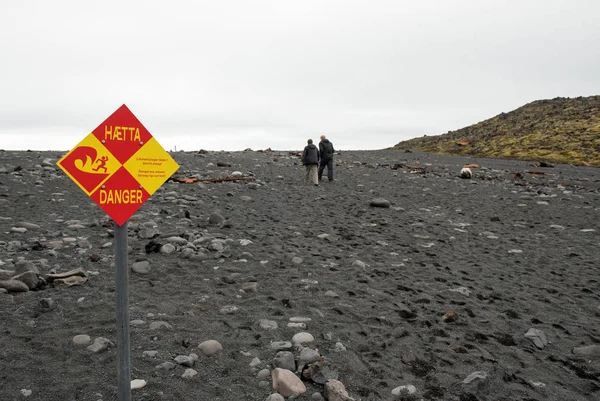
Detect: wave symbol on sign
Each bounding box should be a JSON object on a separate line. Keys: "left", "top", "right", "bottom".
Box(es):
{"left": 59, "top": 146, "right": 111, "bottom": 194}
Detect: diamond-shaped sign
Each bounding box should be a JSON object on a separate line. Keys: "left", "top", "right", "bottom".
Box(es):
{"left": 57, "top": 104, "right": 179, "bottom": 226}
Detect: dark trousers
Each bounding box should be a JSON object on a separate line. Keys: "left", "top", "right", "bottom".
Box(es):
{"left": 318, "top": 158, "right": 334, "bottom": 181}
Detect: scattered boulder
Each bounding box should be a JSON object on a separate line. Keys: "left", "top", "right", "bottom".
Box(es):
{"left": 198, "top": 340, "right": 223, "bottom": 356}
{"left": 325, "top": 380, "right": 355, "bottom": 401}
{"left": 272, "top": 368, "right": 306, "bottom": 398}
{"left": 0, "top": 280, "right": 29, "bottom": 293}
{"left": 369, "top": 198, "right": 390, "bottom": 208}
{"left": 460, "top": 167, "right": 472, "bottom": 179}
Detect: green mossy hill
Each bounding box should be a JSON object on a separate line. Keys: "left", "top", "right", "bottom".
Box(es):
{"left": 393, "top": 96, "right": 600, "bottom": 166}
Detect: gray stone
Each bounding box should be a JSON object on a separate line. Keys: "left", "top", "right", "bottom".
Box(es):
{"left": 292, "top": 332, "right": 315, "bottom": 345}
{"left": 258, "top": 319, "right": 278, "bottom": 330}
{"left": 72, "top": 334, "right": 91, "bottom": 346}
{"left": 463, "top": 371, "right": 487, "bottom": 384}
{"left": 40, "top": 298, "right": 56, "bottom": 309}
{"left": 266, "top": 394, "right": 285, "bottom": 401}
{"left": 10, "top": 227, "right": 28, "bottom": 233}
{"left": 131, "top": 261, "right": 151, "bottom": 274}
{"left": 272, "top": 351, "right": 296, "bottom": 371}
{"left": 149, "top": 321, "right": 172, "bottom": 330}
{"left": 220, "top": 305, "right": 239, "bottom": 314}
{"left": 311, "top": 392, "right": 325, "bottom": 401}
{"left": 270, "top": 341, "right": 292, "bottom": 350}
{"left": 209, "top": 213, "right": 225, "bottom": 225}
{"left": 12, "top": 271, "right": 39, "bottom": 290}
{"left": 181, "top": 368, "right": 198, "bottom": 379}
{"left": 242, "top": 282, "right": 259, "bottom": 292}
{"left": 155, "top": 362, "right": 176, "bottom": 371}
{"left": 291, "top": 257, "right": 303, "bottom": 265}
{"left": 16, "top": 222, "right": 41, "bottom": 230}
{"left": 143, "top": 350, "right": 159, "bottom": 358}
{"left": 392, "top": 384, "right": 417, "bottom": 396}
{"left": 166, "top": 236, "right": 188, "bottom": 245}
{"left": 87, "top": 337, "right": 114, "bottom": 353}
{"left": 332, "top": 342, "right": 347, "bottom": 352}
{"left": 524, "top": 328, "right": 548, "bottom": 349}
{"left": 370, "top": 198, "right": 390, "bottom": 208}
{"left": 198, "top": 340, "right": 223, "bottom": 356}
{"left": 299, "top": 348, "right": 320, "bottom": 364}
{"left": 159, "top": 243, "right": 176, "bottom": 254}
{"left": 0, "top": 280, "right": 29, "bottom": 293}
{"left": 572, "top": 344, "right": 600, "bottom": 358}
{"left": 257, "top": 368, "right": 270, "bottom": 380}
{"left": 174, "top": 355, "right": 195, "bottom": 367}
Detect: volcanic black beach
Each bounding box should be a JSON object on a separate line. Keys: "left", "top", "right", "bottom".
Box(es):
{"left": 0, "top": 149, "right": 599, "bottom": 401}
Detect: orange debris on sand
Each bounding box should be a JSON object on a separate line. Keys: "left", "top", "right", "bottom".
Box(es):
{"left": 456, "top": 141, "right": 471, "bottom": 146}
{"left": 463, "top": 163, "right": 480, "bottom": 169}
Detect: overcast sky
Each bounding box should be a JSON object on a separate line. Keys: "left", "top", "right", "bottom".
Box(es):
{"left": 1, "top": 0, "right": 599, "bottom": 151}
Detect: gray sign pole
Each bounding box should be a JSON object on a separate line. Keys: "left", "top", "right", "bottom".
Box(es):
{"left": 114, "top": 222, "right": 131, "bottom": 401}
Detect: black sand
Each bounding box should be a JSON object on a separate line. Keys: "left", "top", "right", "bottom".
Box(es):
{"left": 0, "top": 149, "right": 599, "bottom": 401}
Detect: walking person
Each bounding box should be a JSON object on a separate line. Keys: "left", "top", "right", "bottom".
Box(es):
{"left": 318, "top": 135, "right": 335, "bottom": 181}
{"left": 302, "top": 139, "right": 320, "bottom": 186}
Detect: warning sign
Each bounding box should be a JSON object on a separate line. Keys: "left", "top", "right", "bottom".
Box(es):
{"left": 57, "top": 104, "right": 179, "bottom": 226}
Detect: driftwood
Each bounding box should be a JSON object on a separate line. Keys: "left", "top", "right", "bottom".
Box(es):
{"left": 391, "top": 163, "right": 427, "bottom": 172}
{"left": 171, "top": 176, "right": 256, "bottom": 184}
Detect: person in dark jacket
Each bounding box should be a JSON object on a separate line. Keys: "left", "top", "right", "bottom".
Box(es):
{"left": 318, "top": 135, "right": 335, "bottom": 181}
{"left": 302, "top": 139, "right": 320, "bottom": 186}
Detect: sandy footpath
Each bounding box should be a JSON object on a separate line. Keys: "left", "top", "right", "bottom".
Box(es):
{"left": 0, "top": 149, "right": 599, "bottom": 401}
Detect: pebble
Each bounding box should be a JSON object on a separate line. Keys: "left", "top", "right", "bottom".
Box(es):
{"left": 249, "top": 357, "right": 262, "bottom": 368}
{"left": 289, "top": 317, "right": 312, "bottom": 323}
{"left": 270, "top": 341, "right": 292, "bottom": 350}
{"left": 266, "top": 394, "right": 285, "bottom": 401}
{"left": 16, "top": 222, "right": 41, "bottom": 230}
{"left": 131, "top": 379, "right": 147, "bottom": 390}
{"left": 20, "top": 389, "right": 32, "bottom": 397}
{"left": 220, "top": 305, "right": 239, "bottom": 314}
{"left": 299, "top": 348, "right": 320, "bottom": 364}
{"left": 508, "top": 249, "right": 523, "bottom": 254}
{"left": 291, "top": 257, "right": 303, "bottom": 265}
{"left": 292, "top": 332, "right": 315, "bottom": 345}
{"left": 258, "top": 319, "right": 278, "bottom": 330}
{"left": 131, "top": 261, "right": 151, "bottom": 274}
{"left": 352, "top": 260, "right": 366, "bottom": 269}
{"left": 324, "top": 380, "right": 352, "bottom": 401}
{"left": 332, "top": 342, "right": 347, "bottom": 352}
{"left": 325, "top": 290, "right": 339, "bottom": 298}
{"left": 87, "top": 337, "right": 114, "bottom": 353}
{"left": 449, "top": 287, "right": 471, "bottom": 296}
{"left": 198, "top": 340, "right": 223, "bottom": 356}
{"left": 181, "top": 368, "right": 198, "bottom": 379}
{"left": 287, "top": 322, "right": 307, "bottom": 329}
{"left": 0, "top": 280, "right": 29, "bottom": 293}
{"left": 463, "top": 371, "right": 487, "bottom": 384}
{"left": 524, "top": 328, "right": 548, "bottom": 349}
{"left": 72, "top": 334, "right": 92, "bottom": 346}
{"left": 312, "top": 393, "right": 325, "bottom": 401}
{"left": 572, "top": 344, "right": 600, "bottom": 358}
{"left": 10, "top": 227, "right": 27, "bottom": 233}
{"left": 370, "top": 198, "right": 390, "bottom": 208}
{"left": 155, "top": 362, "right": 176, "bottom": 371}
{"left": 391, "top": 384, "right": 417, "bottom": 396}
{"left": 149, "top": 321, "right": 172, "bottom": 330}
{"left": 174, "top": 355, "right": 195, "bottom": 367}
{"left": 242, "top": 282, "right": 259, "bottom": 293}
{"left": 273, "top": 351, "right": 296, "bottom": 371}
{"left": 271, "top": 368, "right": 307, "bottom": 398}
{"left": 159, "top": 244, "right": 176, "bottom": 254}
{"left": 257, "top": 368, "right": 271, "bottom": 380}
{"left": 40, "top": 298, "right": 56, "bottom": 309}
{"left": 143, "top": 351, "right": 159, "bottom": 358}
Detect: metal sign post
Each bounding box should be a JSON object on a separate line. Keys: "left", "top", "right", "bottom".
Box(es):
{"left": 114, "top": 222, "right": 131, "bottom": 401}
{"left": 56, "top": 104, "right": 179, "bottom": 401}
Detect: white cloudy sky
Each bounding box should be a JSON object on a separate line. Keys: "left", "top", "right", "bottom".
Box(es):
{"left": 1, "top": 0, "right": 599, "bottom": 151}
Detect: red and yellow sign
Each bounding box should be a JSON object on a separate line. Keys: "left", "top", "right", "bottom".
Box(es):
{"left": 57, "top": 104, "right": 179, "bottom": 226}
